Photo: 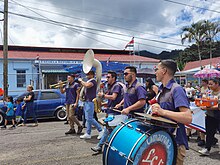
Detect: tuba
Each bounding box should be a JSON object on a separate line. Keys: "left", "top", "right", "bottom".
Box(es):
{"left": 79, "top": 50, "right": 103, "bottom": 113}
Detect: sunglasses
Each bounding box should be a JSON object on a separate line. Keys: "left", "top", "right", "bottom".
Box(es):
{"left": 106, "top": 76, "right": 111, "bottom": 79}
{"left": 154, "top": 68, "right": 159, "bottom": 72}
{"left": 124, "top": 72, "right": 131, "bottom": 76}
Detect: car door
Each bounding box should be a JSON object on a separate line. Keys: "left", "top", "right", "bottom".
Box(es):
{"left": 36, "top": 91, "right": 62, "bottom": 117}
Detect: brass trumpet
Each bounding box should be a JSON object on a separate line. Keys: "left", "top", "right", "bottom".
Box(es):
{"left": 49, "top": 80, "right": 67, "bottom": 89}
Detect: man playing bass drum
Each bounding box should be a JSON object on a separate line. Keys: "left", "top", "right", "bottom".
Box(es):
{"left": 91, "top": 71, "right": 124, "bottom": 152}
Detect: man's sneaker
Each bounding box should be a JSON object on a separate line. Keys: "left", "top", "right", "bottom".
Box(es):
{"left": 80, "top": 133, "right": 91, "bottom": 139}
{"left": 65, "top": 129, "right": 76, "bottom": 135}
{"left": 97, "top": 130, "right": 104, "bottom": 140}
{"left": 199, "top": 148, "right": 210, "bottom": 156}
{"left": 1, "top": 125, "right": 6, "bottom": 129}
{"left": 77, "top": 126, "right": 83, "bottom": 134}
{"left": 10, "top": 125, "right": 16, "bottom": 129}
{"left": 32, "top": 123, "right": 38, "bottom": 127}
{"left": 18, "top": 123, "right": 26, "bottom": 127}
{"left": 198, "top": 140, "right": 205, "bottom": 146}
{"left": 91, "top": 145, "right": 102, "bottom": 152}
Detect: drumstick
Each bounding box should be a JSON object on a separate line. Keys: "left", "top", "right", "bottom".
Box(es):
{"left": 112, "top": 108, "right": 122, "bottom": 113}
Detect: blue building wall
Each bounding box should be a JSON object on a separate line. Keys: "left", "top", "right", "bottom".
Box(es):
{"left": 0, "top": 59, "right": 38, "bottom": 96}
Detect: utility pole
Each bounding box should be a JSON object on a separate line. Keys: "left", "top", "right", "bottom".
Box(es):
{"left": 3, "top": 0, "right": 8, "bottom": 99}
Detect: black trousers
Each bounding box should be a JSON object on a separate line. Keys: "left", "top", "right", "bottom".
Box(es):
{"left": 205, "top": 115, "right": 220, "bottom": 150}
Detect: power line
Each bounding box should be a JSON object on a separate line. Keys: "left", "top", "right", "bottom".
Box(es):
{"left": 8, "top": 0, "right": 120, "bottom": 49}
{"left": 164, "top": 0, "right": 220, "bottom": 14}
{"left": 8, "top": 11, "right": 186, "bottom": 48}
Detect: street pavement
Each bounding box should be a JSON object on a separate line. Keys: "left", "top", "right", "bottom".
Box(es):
{"left": 0, "top": 119, "right": 219, "bottom": 165}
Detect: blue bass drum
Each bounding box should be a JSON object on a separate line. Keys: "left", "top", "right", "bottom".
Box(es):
{"left": 103, "top": 118, "right": 177, "bottom": 165}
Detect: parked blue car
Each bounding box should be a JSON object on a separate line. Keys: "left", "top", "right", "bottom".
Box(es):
{"left": 0, "top": 89, "right": 67, "bottom": 125}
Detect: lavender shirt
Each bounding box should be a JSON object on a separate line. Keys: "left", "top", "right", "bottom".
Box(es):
{"left": 158, "top": 79, "right": 190, "bottom": 149}
{"left": 65, "top": 82, "right": 80, "bottom": 104}
{"left": 85, "top": 79, "right": 97, "bottom": 102}
{"left": 107, "top": 82, "right": 123, "bottom": 114}
{"left": 124, "top": 79, "right": 146, "bottom": 113}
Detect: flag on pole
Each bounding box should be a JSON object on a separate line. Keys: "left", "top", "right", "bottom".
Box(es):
{"left": 124, "top": 37, "right": 134, "bottom": 49}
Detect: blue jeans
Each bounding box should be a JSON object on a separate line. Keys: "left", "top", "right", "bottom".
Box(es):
{"left": 24, "top": 102, "right": 37, "bottom": 124}
{"left": 84, "top": 101, "right": 102, "bottom": 135}
{"left": 98, "top": 126, "right": 113, "bottom": 147}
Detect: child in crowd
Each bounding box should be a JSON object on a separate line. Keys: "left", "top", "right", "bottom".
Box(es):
{"left": 14, "top": 98, "right": 24, "bottom": 125}
{"left": 1, "top": 96, "right": 16, "bottom": 129}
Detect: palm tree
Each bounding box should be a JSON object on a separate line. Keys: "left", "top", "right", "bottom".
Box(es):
{"left": 203, "top": 20, "right": 220, "bottom": 68}
{"left": 181, "top": 20, "right": 207, "bottom": 70}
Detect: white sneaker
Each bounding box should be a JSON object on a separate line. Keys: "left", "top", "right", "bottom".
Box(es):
{"left": 97, "top": 130, "right": 104, "bottom": 140}
{"left": 80, "top": 133, "right": 91, "bottom": 139}
{"left": 198, "top": 148, "right": 210, "bottom": 156}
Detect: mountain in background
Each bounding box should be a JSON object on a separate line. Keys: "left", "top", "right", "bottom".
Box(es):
{"left": 138, "top": 49, "right": 181, "bottom": 60}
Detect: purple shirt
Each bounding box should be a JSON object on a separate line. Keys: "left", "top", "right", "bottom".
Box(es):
{"left": 124, "top": 79, "right": 146, "bottom": 113}
{"left": 158, "top": 79, "right": 190, "bottom": 149}
{"left": 107, "top": 82, "right": 123, "bottom": 114}
{"left": 85, "top": 79, "right": 97, "bottom": 102}
{"left": 65, "top": 82, "right": 80, "bottom": 104}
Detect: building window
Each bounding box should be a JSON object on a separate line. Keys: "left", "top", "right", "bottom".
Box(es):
{"left": 17, "top": 70, "right": 26, "bottom": 88}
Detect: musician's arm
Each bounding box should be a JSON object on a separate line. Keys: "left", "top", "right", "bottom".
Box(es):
{"left": 75, "top": 88, "right": 80, "bottom": 105}
{"left": 122, "top": 99, "right": 146, "bottom": 114}
{"left": 115, "top": 99, "right": 124, "bottom": 109}
{"left": 81, "top": 81, "right": 93, "bottom": 88}
{"left": 104, "top": 92, "right": 118, "bottom": 100}
{"left": 152, "top": 105, "right": 192, "bottom": 125}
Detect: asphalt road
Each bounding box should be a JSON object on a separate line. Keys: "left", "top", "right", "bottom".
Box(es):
{"left": 0, "top": 119, "right": 219, "bottom": 165}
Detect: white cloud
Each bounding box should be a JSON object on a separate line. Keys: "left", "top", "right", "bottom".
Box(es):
{"left": 0, "top": 0, "right": 219, "bottom": 54}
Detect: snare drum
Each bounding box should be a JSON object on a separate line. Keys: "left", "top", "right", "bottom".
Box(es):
{"left": 103, "top": 119, "right": 177, "bottom": 165}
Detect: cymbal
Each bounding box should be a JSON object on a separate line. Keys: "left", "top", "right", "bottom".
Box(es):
{"left": 134, "top": 112, "right": 178, "bottom": 128}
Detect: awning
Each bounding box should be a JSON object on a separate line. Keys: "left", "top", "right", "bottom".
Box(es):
{"left": 42, "top": 69, "right": 69, "bottom": 73}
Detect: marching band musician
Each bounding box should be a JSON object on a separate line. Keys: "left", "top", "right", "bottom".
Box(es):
{"left": 151, "top": 59, "right": 192, "bottom": 165}
{"left": 115, "top": 66, "right": 147, "bottom": 116}
{"left": 78, "top": 70, "right": 104, "bottom": 139}
{"left": 91, "top": 71, "right": 124, "bottom": 152}
{"left": 59, "top": 74, "right": 83, "bottom": 135}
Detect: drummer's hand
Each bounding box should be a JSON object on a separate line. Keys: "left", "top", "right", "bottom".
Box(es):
{"left": 121, "top": 108, "right": 130, "bottom": 115}
{"left": 114, "top": 104, "right": 122, "bottom": 109}
{"left": 151, "top": 103, "right": 165, "bottom": 116}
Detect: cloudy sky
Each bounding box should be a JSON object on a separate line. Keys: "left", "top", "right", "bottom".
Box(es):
{"left": 0, "top": 0, "right": 220, "bottom": 53}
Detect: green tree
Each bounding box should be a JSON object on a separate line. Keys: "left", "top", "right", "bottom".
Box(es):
{"left": 202, "top": 20, "right": 220, "bottom": 68}
{"left": 181, "top": 20, "right": 207, "bottom": 69}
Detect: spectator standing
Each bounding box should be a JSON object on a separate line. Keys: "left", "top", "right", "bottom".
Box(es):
{"left": 14, "top": 98, "right": 23, "bottom": 125}
{"left": 1, "top": 96, "right": 15, "bottom": 129}
{"left": 199, "top": 78, "right": 220, "bottom": 156}
{"left": 19, "top": 85, "right": 38, "bottom": 127}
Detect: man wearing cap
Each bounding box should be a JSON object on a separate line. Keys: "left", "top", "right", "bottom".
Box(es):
{"left": 78, "top": 71, "right": 103, "bottom": 139}
{"left": 59, "top": 74, "right": 83, "bottom": 135}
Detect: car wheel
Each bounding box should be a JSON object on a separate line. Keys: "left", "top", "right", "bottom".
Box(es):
{"left": 0, "top": 112, "right": 4, "bottom": 125}
{"left": 55, "top": 107, "right": 67, "bottom": 121}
